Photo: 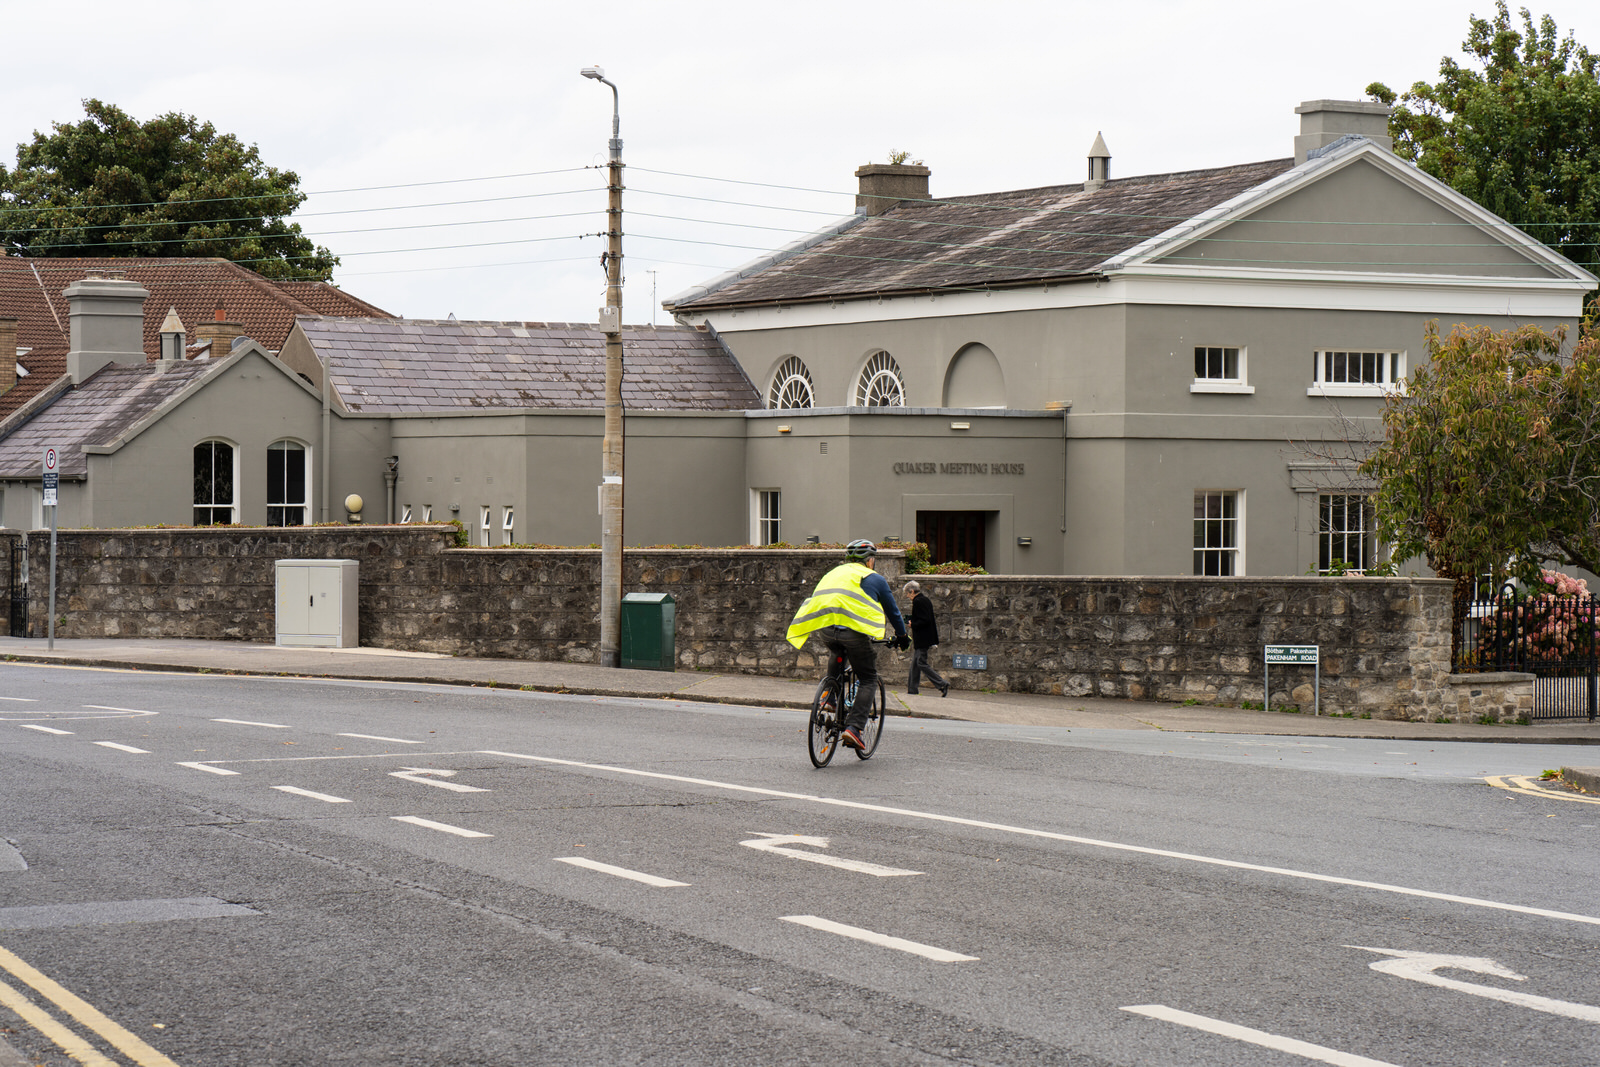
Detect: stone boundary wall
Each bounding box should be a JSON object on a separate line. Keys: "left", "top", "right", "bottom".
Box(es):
{"left": 1443, "top": 672, "right": 1536, "bottom": 724}
{"left": 2, "top": 528, "right": 1471, "bottom": 720}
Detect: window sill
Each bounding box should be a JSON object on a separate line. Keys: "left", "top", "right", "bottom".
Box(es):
{"left": 1190, "top": 381, "right": 1254, "bottom": 394}
{"left": 1307, "top": 385, "right": 1402, "bottom": 398}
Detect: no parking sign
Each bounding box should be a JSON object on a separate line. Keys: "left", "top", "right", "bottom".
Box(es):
{"left": 42, "top": 447, "right": 58, "bottom": 506}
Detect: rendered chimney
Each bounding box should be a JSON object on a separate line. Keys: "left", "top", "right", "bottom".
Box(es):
{"left": 1294, "top": 100, "right": 1393, "bottom": 164}
{"left": 64, "top": 274, "right": 151, "bottom": 384}
{"left": 855, "top": 163, "right": 931, "bottom": 217}
{"left": 192, "top": 303, "right": 247, "bottom": 359}
{"left": 0, "top": 318, "right": 16, "bottom": 396}
{"left": 1084, "top": 132, "right": 1111, "bottom": 192}
{"left": 158, "top": 306, "right": 186, "bottom": 362}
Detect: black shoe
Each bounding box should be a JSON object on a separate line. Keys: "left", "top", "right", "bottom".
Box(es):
{"left": 939, "top": 684, "right": 950, "bottom": 698}
{"left": 907, "top": 689, "right": 919, "bottom": 695}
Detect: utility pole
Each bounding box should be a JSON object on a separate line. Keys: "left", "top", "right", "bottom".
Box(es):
{"left": 582, "top": 66, "right": 625, "bottom": 668}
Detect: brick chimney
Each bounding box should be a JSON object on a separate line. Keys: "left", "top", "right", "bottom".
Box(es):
{"left": 192, "top": 302, "right": 247, "bottom": 358}
{"left": 65, "top": 272, "right": 151, "bottom": 384}
{"left": 0, "top": 318, "right": 16, "bottom": 396}
{"left": 855, "top": 163, "right": 931, "bottom": 217}
{"left": 1295, "top": 100, "right": 1393, "bottom": 164}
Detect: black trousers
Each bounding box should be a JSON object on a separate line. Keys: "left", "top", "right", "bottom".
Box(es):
{"left": 819, "top": 625, "right": 878, "bottom": 730}
{"left": 907, "top": 646, "right": 947, "bottom": 693}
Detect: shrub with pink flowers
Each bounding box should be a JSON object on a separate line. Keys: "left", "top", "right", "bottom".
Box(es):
{"left": 1475, "top": 570, "right": 1600, "bottom": 667}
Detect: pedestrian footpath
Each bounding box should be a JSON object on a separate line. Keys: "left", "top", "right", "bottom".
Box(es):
{"left": 3, "top": 636, "right": 1600, "bottom": 746}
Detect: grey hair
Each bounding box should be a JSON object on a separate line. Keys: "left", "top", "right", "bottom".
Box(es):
{"left": 903, "top": 580, "right": 921, "bottom": 594}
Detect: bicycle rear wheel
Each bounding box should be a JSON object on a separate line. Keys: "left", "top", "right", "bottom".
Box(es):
{"left": 855, "top": 678, "right": 886, "bottom": 759}
{"left": 807, "top": 677, "right": 839, "bottom": 768}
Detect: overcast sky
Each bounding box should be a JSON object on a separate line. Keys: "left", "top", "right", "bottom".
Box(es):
{"left": 2, "top": 1, "right": 1593, "bottom": 326}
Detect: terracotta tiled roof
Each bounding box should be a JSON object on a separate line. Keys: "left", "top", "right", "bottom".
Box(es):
{"left": 296, "top": 318, "right": 761, "bottom": 413}
{"left": 671, "top": 159, "right": 1296, "bottom": 309}
{"left": 0, "top": 360, "right": 219, "bottom": 478}
{"left": 0, "top": 257, "right": 392, "bottom": 419}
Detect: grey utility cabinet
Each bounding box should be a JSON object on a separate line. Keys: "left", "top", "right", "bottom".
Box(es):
{"left": 275, "top": 559, "right": 359, "bottom": 647}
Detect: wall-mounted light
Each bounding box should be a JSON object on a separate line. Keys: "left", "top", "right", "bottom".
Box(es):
{"left": 950, "top": 421, "right": 971, "bottom": 430}
{"left": 777, "top": 425, "right": 792, "bottom": 433}
{"left": 1017, "top": 536, "right": 1033, "bottom": 547}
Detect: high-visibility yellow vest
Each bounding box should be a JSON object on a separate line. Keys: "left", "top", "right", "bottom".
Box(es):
{"left": 786, "top": 562, "right": 886, "bottom": 649}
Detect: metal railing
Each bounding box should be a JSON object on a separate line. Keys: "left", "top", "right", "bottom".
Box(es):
{"left": 1457, "top": 589, "right": 1599, "bottom": 721}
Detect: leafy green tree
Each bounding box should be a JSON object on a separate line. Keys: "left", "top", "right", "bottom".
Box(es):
{"left": 0, "top": 99, "right": 335, "bottom": 280}
{"left": 1362, "top": 321, "right": 1600, "bottom": 657}
{"left": 1366, "top": 3, "right": 1600, "bottom": 301}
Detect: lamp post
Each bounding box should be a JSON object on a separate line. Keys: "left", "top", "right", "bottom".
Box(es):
{"left": 581, "top": 65, "right": 625, "bottom": 668}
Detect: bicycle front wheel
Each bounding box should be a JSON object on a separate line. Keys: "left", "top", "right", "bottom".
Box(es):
{"left": 854, "top": 678, "right": 886, "bottom": 759}
{"left": 807, "top": 678, "right": 839, "bottom": 768}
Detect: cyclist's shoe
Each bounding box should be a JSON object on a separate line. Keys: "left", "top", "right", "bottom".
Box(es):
{"left": 819, "top": 692, "right": 836, "bottom": 713}
{"left": 840, "top": 726, "right": 865, "bottom": 750}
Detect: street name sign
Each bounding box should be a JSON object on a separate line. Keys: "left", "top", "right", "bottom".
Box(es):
{"left": 1265, "top": 644, "right": 1319, "bottom": 664}
{"left": 1263, "top": 644, "right": 1320, "bottom": 716}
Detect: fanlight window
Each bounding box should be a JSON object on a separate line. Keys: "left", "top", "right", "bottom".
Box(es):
{"left": 768, "top": 356, "right": 815, "bottom": 409}
{"left": 855, "top": 351, "right": 905, "bottom": 407}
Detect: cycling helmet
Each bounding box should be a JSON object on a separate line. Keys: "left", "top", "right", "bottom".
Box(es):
{"left": 844, "top": 539, "right": 878, "bottom": 561}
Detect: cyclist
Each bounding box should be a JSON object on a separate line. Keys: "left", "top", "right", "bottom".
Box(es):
{"left": 786, "top": 539, "right": 910, "bottom": 750}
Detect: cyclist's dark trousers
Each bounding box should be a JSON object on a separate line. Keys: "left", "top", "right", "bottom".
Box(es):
{"left": 820, "top": 625, "right": 877, "bottom": 731}
{"left": 907, "top": 646, "right": 947, "bottom": 693}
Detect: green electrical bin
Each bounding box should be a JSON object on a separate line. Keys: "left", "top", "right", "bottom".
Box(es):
{"left": 620, "top": 592, "right": 677, "bottom": 671}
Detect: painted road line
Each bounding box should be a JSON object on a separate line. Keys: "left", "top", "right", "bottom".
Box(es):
{"left": 92, "top": 741, "right": 150, "bottom": 754}
{"left": 1486, "top": 774, "right": 1600, "bottom": 806}
{"left": 20, "top": 724, "right": 72, "bottom": 735}
{"left": 0, "top": 942, "right": 182, "bottom": 1067}
{"left": 741, "top": 833, "right": 922, "bottom": 877}
{"left": 481, "top": 750, "right": 1600, "bottom": 929}
{"left": 0, "top": 974, "right": 120, "bottom": 1067}
{"left": 391, "top": 816, "right": 492, "bottom": 838}
{"left": 0, "top": 697, "right": 38, "bottom": 702}
{"left": 337, "top": 732, "right": 423, "bottom": 744}
{"left": 272, "top": 786, "right": 352, "bottom": 804}
{"left": 555, "top": 857, "right": 689, "bottom": 887}
{"left": 1353, "top": 946, "right": 1600, "bottom": 1023}
{"left": 211, "top": 718, "right": 291, "bottom": 729}
{"left": 1121, "top": 1005, "right": 1399, "bottom": 1067}
{"left": 176, "top": 762, "right": 240, "bottom": 776}
{"left": 780, "top": 916, "right": 977, "bottom": 962}
{"left": 389, "top": 768, "right": 489, "bottom": 793}
{"left": 82, "top": 705, "right": 151, "bottom": 714}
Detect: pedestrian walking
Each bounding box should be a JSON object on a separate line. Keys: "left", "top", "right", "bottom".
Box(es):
{"left": 903, "top": 581, "right": 950, "bottom": 697}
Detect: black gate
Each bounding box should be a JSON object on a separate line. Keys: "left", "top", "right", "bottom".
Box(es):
{"left": 7, "top": 536, "right": 24, "bottom": 638}
{"left": 1458, "top": 589, "right": 1599, "bottom": 721}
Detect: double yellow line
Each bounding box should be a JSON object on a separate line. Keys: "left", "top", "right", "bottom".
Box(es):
{"left": 0, "top": 943, "right": 180, "bottom": 1067}
{"left": 1485, "top": 774, "right": 1600, "bottom": 805}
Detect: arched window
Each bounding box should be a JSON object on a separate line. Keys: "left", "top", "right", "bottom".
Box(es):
{"left": 768, "top": 356, "right": 815, "bottom": 409}
{"left": 855, "top": 351, "right": 905, "bottom": 407}
{"left": 267, "top": 440, "right": 308, "bottom": 526}
{"left": 193, "top": 441, "right": 235, "bottom": 525}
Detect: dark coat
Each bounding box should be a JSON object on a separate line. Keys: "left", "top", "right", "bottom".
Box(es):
{"left": 908, "top": 591, "right": 939, "bottom": 649}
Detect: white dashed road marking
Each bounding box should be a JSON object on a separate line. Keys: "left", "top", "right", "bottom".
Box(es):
{"left": 555, "top": 857, "right": 690, "bottom": 887}
{"left": 20, "top": 725, "right": 72, "bottom": 735}
{"left": 391, "top": 816, "right": 491, "bottom": 838}
{"left": 177, "top": 762, "right": 240, "bottom": 776}
{"left": 92, "top": 742, "right": 149, "bottom": 754}
{"left": 212, "top": 718, "right": 291, "bottom": 729}
{"left": 780, "top": 916, "right": 977, "bottom": 962}
{"left": 337, "top": 733, "right": 423, "bottom": 744}
{"left": 272, "top": 786, "right": 352, "bottom": 804}
{"left": 1121, "top": 1005, "right": 1400, "bottom": 1067}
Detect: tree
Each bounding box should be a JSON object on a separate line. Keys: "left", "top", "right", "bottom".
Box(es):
{"left": 1361, "top": 320, "right": 1600, "bottom": 658}
{"left": 0, "top": 99, "right": 335, "bottom": 280}
{"left": 1366, "top": 3, "right": 1600, "bottom": 303}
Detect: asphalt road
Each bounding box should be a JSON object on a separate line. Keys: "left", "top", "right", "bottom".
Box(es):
{"left": 1, "top": 663, "right": 1596, "bottom": 1066}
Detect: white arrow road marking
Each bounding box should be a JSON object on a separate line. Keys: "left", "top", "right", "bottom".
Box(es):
{"left": 391, "top": 816, "right": 491, "bottom": 838}
{"left": 272, "top": 786, "right": 352, "bottom": 804}
{"left": 20, "top": 725, "right": 72, "bottom": 735}
{"left": 1352, "top": 946, "right": 1600, "bottom": 1024}
{"left": 389, "top": 768, "right": 489, "bottom": 793}
{"left": 177, "top": 762, "right": 239, "bottom": 776}
{"left": 740, "top": 833, "right": 922, "bottom": 877}
{"left": 555, "top": 857, "right": 689, "bottom": 887}
{"left": 212, "top": 718, "right": 291, "bottom": 729}
{"left": 1121, "top": 1005, "right": 1400, "bottom": 1067}
{"left": 338, "top": 733, "right": 423, "bottom": 744}
{"left": 92, "top": 742, "right": 149, "bottom": 754}
{"left": 781, "top": 916, "right": 977, "bottom": 962}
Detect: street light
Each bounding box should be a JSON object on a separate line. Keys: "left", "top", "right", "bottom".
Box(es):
{"left": 581, "top": 65, "right": 626, "bottom": 668}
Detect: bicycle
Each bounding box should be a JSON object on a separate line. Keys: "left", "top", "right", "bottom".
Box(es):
{"left": 807, "top": 641, "right": 888, "bottom": 767}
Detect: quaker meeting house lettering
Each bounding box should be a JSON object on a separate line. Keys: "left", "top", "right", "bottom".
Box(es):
{"left": 892, "top": 461, "right": 1025, "bottom": 475}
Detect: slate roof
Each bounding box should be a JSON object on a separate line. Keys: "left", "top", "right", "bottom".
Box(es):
{"left": 0, "top": 257, "right": 392, "bottom": 419}
{"left": 299, "top": 318, "right": 761, "bottom": 413}
{"left": 670, "top": 159, "right": 1296, "bottom": 310}
{"left": 0, "top": 360, "right": 218, "bottom": 477}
